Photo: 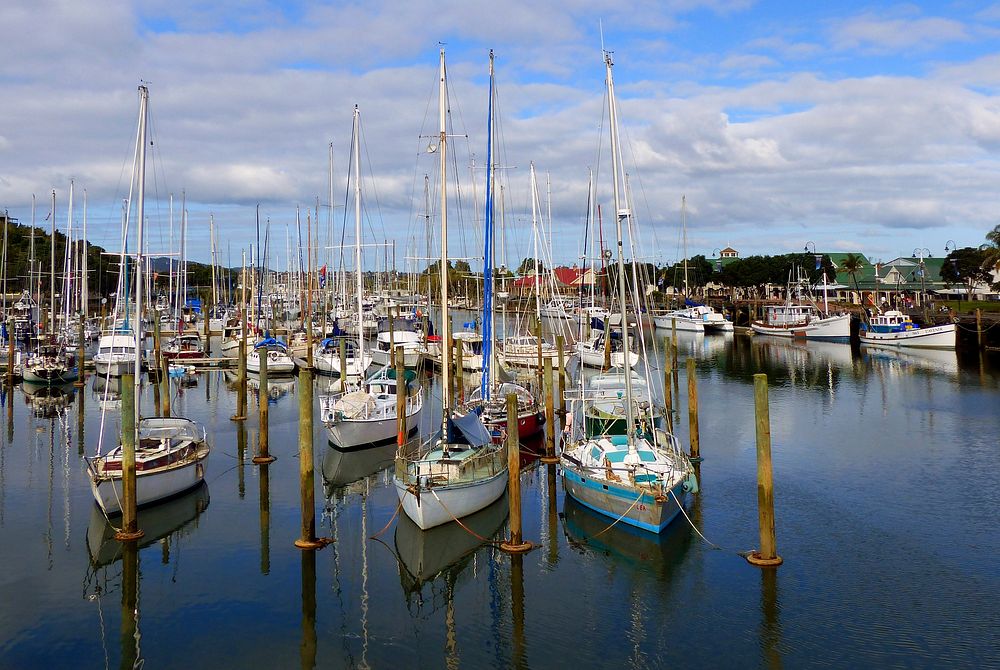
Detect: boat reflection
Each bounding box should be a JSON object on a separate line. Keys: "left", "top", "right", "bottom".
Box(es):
{"left": 248, "top": 372, "right": 295, "bottom": 403}
{"left": 394, "top": 492, "right": 508, "bottom": 600}
{"left": 860, "top": 345, "right": 959, "bottom": 378}
{"left": 92, "top": 374, "right": 123, "bottom": 406}
{"left": 85, "top": 481, "right": 210, "bottom": 569}
{"left": 22, "top": 381, "right": 76, "bottom": 417}
{"left": 561, "top": 495, "right": 692, "bottom": 577}
{"left": 721, "top": 337, "right": 856, "bottom": 392}
{"left": 321, "top": 442, "right": 396, "bottom": 498}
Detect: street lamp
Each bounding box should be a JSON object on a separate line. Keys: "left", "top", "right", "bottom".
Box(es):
{"left": 944, "top": 240, "right": 956, "bottom": 254}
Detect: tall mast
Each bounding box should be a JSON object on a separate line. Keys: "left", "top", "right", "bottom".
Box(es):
{"left": 480, "top": 49, "right": 495, "bottom": 402}
{"left": 50, "top": 189, "right": 56, "bottom": 332}
{"left": 133, "top": 84, "right": 149, "bottom": 406}
{"left": 438, "top": 48, "right": 451, "bottom": 439}
{"left": 424, "top": 174, "right": 431, "bottom": 313}
{"left": 530, "top": 163, "right": 541, "bottom": 321}
{"left": 352, "top": 105, "right": 365, "bottom": 364}
{"left": 82, "top": 189, "right": 88, "bottom": 317}
{"left": 210, "top": 213, "right": 218, "bottom": 311}
{"left": 681, "top": 195, "right": 688, "bottom": 298}
{"left": 605, "top": 51, "right": 636, "bottom": 443}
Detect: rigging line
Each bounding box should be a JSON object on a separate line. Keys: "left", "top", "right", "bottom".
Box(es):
{"left": 667, "top": 487, "right": 723, "bottom": 551}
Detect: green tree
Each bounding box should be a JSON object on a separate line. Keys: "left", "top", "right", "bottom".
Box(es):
{"left": 941, "top": 247, "right": 991, "bottom": 302}
{"left": 840, "top": 253, "right": 864, "bottom": 298}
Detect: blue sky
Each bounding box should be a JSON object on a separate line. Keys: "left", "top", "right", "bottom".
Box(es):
{"left": 2, "top": 0, "right": 1000, "bottom": 272}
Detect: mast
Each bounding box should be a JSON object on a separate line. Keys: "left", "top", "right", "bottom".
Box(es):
{"left": 64, "top": 180, "right": 74, "bottom": 327}
{"left": 50, "top": 190, "right": 56, "bottom": 334}
{"left": 480, "top": 49, "right": 495, "bottom": 402}
{"left": 82, "top": 189, "right": 88, "bottom": 318}
{"left": 210, "top": 213, "right": 218, "bottom": 312}
{"left": 438, "top": 48, "right": 451, "bottom": 440}
{"left": 530, "top": 163, "right": 541, "bottom": 321}
{"left": 681, "top": 195, "right": 688, "bottom": 299}
{"left": 604, "top": 51, "right": 636, "bottom": 444}
{"left": 424, "top": 174, "right": 431, "bottom": 314}
{"left": 352, "top": 105, "right": 365, "bottom": 364}
{"left": 133, "top": 84, "right": 149, "bottom": 414}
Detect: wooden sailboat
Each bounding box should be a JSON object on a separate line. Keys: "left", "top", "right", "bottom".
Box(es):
{"left": 560, "top": 52, "right": 696, "bottom": 534}
{"left": 87, "top": 85, "right": 210, "bottom": 515}
{"left": 393, "top": 49, "right": 507, "bottom": 530}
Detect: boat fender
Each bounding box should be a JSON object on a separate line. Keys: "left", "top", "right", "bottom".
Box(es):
{"left": 682, "top": 473, "right": 699, "bottom": 494}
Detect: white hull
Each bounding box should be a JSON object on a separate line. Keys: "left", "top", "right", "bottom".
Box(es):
{"left": 90, "top": 457, "right": 206, "bottom": 515}
{"left": 653, "top": 314, "right": 704, "bottom": 332}
{"left": 247, "top": 352, "right": 296, "bottom": 374}
{"left": 326, "top": 409, "right": 421, "bottom": 450}
{"left": 751, "top": 313, "right": 850, "bottom": 340}
{"left": 501, "top": 349, "right": 562, "bottom": 369}
{"left": 393, "top": 468, "right": 508, "bottom": 530}
{"left": 576, "top": 344, "right": 639, "bottom": 369}
{"left": 314, "top": 352, "right": 373, "bottom": 378}
{"left": 861, "top": 323, "right": 956, "bottom": 349}
{"left": 370, "top": 347, "right": 423, "bottom": 368}
{"left": 93, "top": 356, "right": 135, "bottom": 377}
{"left": 220, "top": 338, "right": 241, "bottom": 357}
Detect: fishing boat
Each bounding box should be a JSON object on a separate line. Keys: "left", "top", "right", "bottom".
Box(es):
{"left": 87, "top": 85, "right": 210, "bottom": 516}
{"left": 93, "top": 331, "right": 139, "bottom": 377}
{"left": 394, "top": 49, "right": 508, "bottom": 531}
{"left": 560, "top": 51, "right": 696, "bottom": 534}
{"left": 247, "top": 336, "right": 296, "bottom": 374}
{"left": 860, "top": 310, "right": 956, "bottom": 349}
{"left": 751, "top": 269, "right": 850, "bottom": 340}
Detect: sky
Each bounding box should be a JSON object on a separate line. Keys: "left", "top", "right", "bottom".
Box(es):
{"left": 2, "top": 0, "right": 1000, "bottom": 271}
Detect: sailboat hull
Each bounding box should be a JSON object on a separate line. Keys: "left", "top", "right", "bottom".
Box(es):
{"left": 393, "top": 469, "right": 508, "bottom": 531}
{"left": 562, "top": 467, "right": 688, "bottom": 533}
{"left": 88, "top": 452, "right": 208, "bottom": 515}
{"left": 325, "top": 411, "right": 421, "bottom": 451}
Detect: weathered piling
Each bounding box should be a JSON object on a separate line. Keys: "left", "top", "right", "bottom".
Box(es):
{"left": 294, "top": 362, "right": 325, "bottom": 550}
{"left": 115, "top": 373, "right": 144, "bottom": 541}
{"left": 603, "top": 322, "right": 612, "bottom": 370}
{"left": 338, "top": 338, "right": 347, "bottom": 392}
{"left": 556, "top": 334, "right": 566, "bottom": 416}
{"left": 541, "top": 357, "right": 557, "bottom": 464}
{"left": 203, "top": 297, "right": 211, "bottom": 353}
{"left": 687, "top": 357, "right": 701, "bottom": 462}
{"left": 77, "top": 386, "right": 85, "bottom": 455}
{"left": 74, "top": 321, "right": 86, "bottom": 387}
{"left": 160, "top": 342, "right": 171, "bottom": 418}
{"left": 663, "top": 337, "right": 674, "bottom": 433}
{"left": 535, "top": 319, "right": 544, "bottom": 391}
{"left": 253, "top": 347, "right": 275, "bottom": 464}
{"left": 233, "top": 316, "right": 248, "bottom": 421}
{"left": 747, "top": 373, "right": 782, "bottom": 567}
{"left": 501, "top": 392, "right": 532, "bottom": 553}
{"left": 396, "top": 346, "right": 406, "bottom": 447}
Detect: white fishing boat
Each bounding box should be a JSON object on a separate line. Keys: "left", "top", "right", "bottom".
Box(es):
{"left": 751, "top": 304, "right": 851, "bottom": 340}
{"left": 560, "top": 51, "right": 696, "bottom": 534}
{"left": 88, "top": 417, "right": 210, "bottom": 514}
{"left": 394, "top": 49, "right": 508, "bottom": 531}
{"left": 321, "top": 366, "right": 422, "bottom": 450}
{"left": 860, "top": 310, "right": 956, "bottom": 349}
{"left": 247, "top": 337, "right": 296, "bottom": 374}
{"left": 93, "top": 331, "right": 139, "bottom": 377}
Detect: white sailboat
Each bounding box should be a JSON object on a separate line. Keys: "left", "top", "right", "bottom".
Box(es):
{"left": 561, "top": 52, "right": 696, "bottom": 534}
{"left": 320, "top": 106, "right": 423, "bottom": 451}
{"left": 393, "top": 49, "right": 507, "bottom": 531}
{"left": 86, "top": 85, "right": 210, "bottom": 515}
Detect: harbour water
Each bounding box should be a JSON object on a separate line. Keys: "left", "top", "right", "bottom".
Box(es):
{"left": 1, "top": 331, "right": 998, "bottom": 668}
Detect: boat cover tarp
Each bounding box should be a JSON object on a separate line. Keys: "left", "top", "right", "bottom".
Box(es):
{"left": 446, "top": 409, "right": 491, "bottom": 448}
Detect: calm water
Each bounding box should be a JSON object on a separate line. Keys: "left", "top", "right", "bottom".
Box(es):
{"left": 1, "top": 331, "right": 998, "bottom": 669}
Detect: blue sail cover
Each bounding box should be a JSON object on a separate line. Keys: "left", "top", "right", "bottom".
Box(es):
{"left": 684, "top": 298, "right": 704, "bottom": 307}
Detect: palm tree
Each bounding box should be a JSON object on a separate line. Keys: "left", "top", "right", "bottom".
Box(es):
{"left": 840, "top": 253, "right": 864, "bottom": 305}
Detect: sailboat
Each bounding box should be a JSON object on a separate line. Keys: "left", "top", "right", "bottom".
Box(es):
{"left": 86, "top": 85, "right": 210, "bottom": 515}
{"left": 462, "top": 50, "right": 544, "bottom": 443}
{"left": 393, "top": 49, "right": 508, "bottom": 531}
{"left": 22, "top": 189, "right": 80, "bottom": 386}
{"left": 320, "top": 106, "right": 423, "bottom": 451}
{"left": 652, "top": 197, "right": 732, "bottom": 333}
{"left": 560, "top": 52, "right": 696, "bottom": 534}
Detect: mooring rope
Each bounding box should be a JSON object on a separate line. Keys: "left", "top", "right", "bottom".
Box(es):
{"left": 429, "top": 488, "right": 503, "bottom": 545}
{"left": 369, "top": 497, "right": 403, "bottom": 540}
{"left": 668, "top": 487, "right": 722, "bottom": 551}
{"left": 590, "top": 488, "right": 646, "bottom": 539}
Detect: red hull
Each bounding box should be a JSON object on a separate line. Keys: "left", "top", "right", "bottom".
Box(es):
{"left": 484, "top": 409, "right": 545, "bottom": 445}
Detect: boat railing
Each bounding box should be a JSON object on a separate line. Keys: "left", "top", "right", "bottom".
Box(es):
{"left": 395, "top": 442, "right": 505, "bottom": 487}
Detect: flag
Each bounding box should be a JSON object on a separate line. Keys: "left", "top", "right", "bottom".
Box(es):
{"left": 319, "top": 264, "right": 327, "bottom": 288}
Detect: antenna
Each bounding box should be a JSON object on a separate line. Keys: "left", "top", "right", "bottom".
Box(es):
{"left": 599, "top": 20, "right": 605, "bottom": 57}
